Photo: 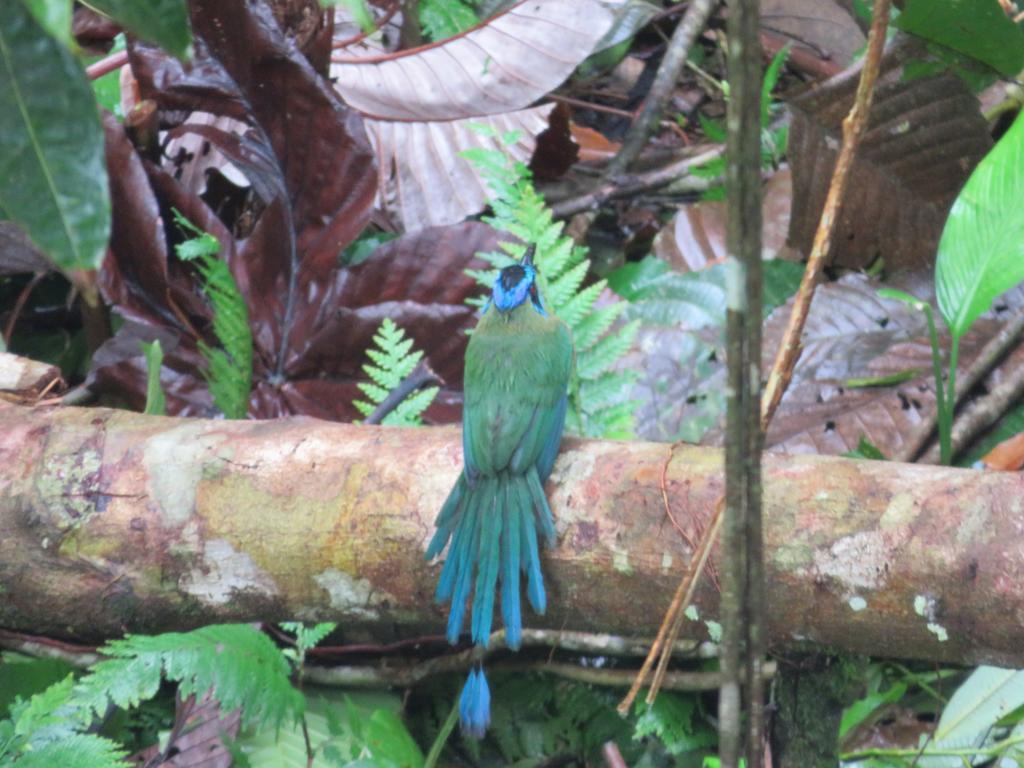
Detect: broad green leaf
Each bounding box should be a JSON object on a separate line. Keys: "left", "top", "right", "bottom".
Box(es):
{"left": 936, "top": 109, "right": 1024, "bottom": 339}
{"left": 83, "top": 0, "right": 192, "bottom": 60}
{"left": 21, "top": 0, "right": 74, "bottom": 48}
{"left": 0, "top": 2, "right": 110, "bottom": 272}
{"left": 896, "top": 0, "right": 1024, "bottom": 76}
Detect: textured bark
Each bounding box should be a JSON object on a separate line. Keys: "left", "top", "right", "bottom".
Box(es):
{"left": 0, "top": 402, "right": 1021, "bottom": 667}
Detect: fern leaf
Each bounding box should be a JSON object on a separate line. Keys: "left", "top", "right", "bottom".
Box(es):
{"left": 12, "top": 733, "right": 127, "bottom": 768}
{"left": 573, "top": 302, "right": 626, "bottom": 351}
{"left": 173, "top": 211, "right": 253, "bottom": 419}
{"left": 578, "top": 320, "right": 640, "bottom": 379}
{"left": 544, "top": 260, "right": 591, "bottom": 314}
{"left": 72, "top": 624, "right": 302, "bottom": 731}
{"left": 557, "top": 281, "right": 605, "bottom": 331}
{"left": 579, "top": 371, "right": 636, "bottom": 411}
{"left": 353, "top": 318, "right": 437, "bottom": 426}
{"left": 10, "top": 674, "right": 77, "bottom": 741}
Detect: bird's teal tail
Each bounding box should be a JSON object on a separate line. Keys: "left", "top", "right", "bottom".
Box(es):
{"left": 426, "top": 471, "right": 556, "bottom": 735}
{"left": 459, "top": 665, "right": 491, "bottom": 738}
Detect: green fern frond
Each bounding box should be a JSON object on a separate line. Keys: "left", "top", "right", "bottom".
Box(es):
{"left": 173, "top": 211, "right": 252, "bottom": 419}
{"left": 353, "top": 318, "right": 438, "bottom": 426}
{"left": 545, "top": 259, "right": 590, "bottom": 310}
{"left": 573, "top": 303, "right": 626, "bottom": 351}
{"left": 71, "top": 624, "right": 303, "bottom": 731}
{"left": 11, "top": 733, "right": 127, "bottom": 768}
{"left": 463, "top": 141, "right": 639, "bottom": 437}
{"left": 557, "top": 281, "right": 606, "bottom": 330}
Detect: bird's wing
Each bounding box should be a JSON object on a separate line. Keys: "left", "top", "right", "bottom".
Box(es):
{"left": 463, "top": 315, "right": 572, "bottom": 479}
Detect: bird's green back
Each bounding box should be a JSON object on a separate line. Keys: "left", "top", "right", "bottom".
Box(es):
{"left": 463, "top": 301, "right": 573, "bottom": 476}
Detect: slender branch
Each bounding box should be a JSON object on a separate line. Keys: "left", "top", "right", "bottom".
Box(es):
{"left": 602, "top": 743, "right": 629, "bottom": 768}
{"left": 604, "top": 0, "right": 719, "bottom": 177}
{"left": 85, "top": 50, "right": 128, "bottom": 80}
{"left": 841, "top": 732, "right": 1024, "bottom": 762}
{"left": 550, "top": 145, "right": 724, "bottom": 219}
{"left": 760, "top": 0, "right": 892, "bottom": 430}
{"left": 895, "top": 309, "right": 1024, "bottom": 462}
{"left": 719, "top": 0, "right": 766, "bottom": 764}
{"left": 3, "top": 272, "right": 45, "bottom": 347}
{"left": 363, "top": 359, "right": 443, "bottom": 425}
{"left": 303, "top": 653, "right": 777, "bottom": 692}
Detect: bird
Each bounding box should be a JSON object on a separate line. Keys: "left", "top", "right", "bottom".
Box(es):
{"left": 426, "top": 244, "right": 574, "bottom": 737}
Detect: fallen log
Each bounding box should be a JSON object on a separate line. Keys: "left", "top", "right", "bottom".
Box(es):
{"left": 0, "top": 402, "right": 1020, "bottom": 666}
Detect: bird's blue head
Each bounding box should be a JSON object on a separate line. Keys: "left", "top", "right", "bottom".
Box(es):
{"left": 490, "top": 245, "right": 547, "bottom": 315}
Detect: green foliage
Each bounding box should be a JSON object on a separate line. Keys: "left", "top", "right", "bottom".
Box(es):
{"left": 609, "top": 256, "right": 804, "bottom": 326}
{"left": 694, "top": 44, "right": 791, "bottom": 198}
{"left": 0, "top": 654, "right": 74, "bottom": 718}
{"left": 840, "top": 666, "right": 1024, "bottom": 766}
{"left": 0, "top": 1, "right": 110, "bottom": 273}
{"left": 21, "top": 0, "right": 74, "bottom": 47}
{"left": 0, "top": 673, "right": 127, "bottom": 768}
{"left": 936, "top": 110, "right": 1024, "bottom": 340}
{"left": 633, "top": 692, "right": 716, "bottom": 755}
{"left": 234, "top": 689, "right": 424, "bottom": 768}
{"left": 419, "top": 0, "right": 478, "bottom": 41}
{"left": 882, "top": 110, "right": 1024, "bottom": 463}
{"left": 173, "top": 211, "right": 253, "bottom": 420}
{"left": 140, "top": 340, "right": 167, "bottom": 416}
{"left": 72, "top": 624, "right": 303, "bottom": 731}
{"left": 280, "top": 622, "right": 337, "bottom": 660}
{"left": 0, "top": 622, "right": 424, "bottom": 768}
{"left": 323, "top": 0, "right": 376, "bottom": 33}
{"left": 842, "top": 436, "right": 887, "bottom": 461}
{"left": 89, "top": 34, "right": 126, "bottom": 118}
{"left": 485, "top": 674, "right": 637, "bottom": 764}
{"left": 85, "top": 0, "right": 193, "bottom": 60}
{"left": 353, "top": 318, "right": 439, "bottom": 426}
{"left": 895, "top": 0, "right": 1024, "bottom": 77}
{"left": 462, "top": 134, "right": 641, "bottom": 437}
{"left": 3, "top": 732, "right": 127, "bottom": 768}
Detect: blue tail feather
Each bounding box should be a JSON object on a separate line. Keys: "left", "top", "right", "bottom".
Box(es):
{"left": 527, "top": 468, "right": 556, "bottom": 543}
{"left": 501, "top": 492, "right": 522, "bottom": 650}
{"left": 470, "top": 486, "right": 504, "bottom": 646}
{"left": 459, "top": 666, "right": 491, "bottom": 738}
{"left": 446, "top": 482, "right": 486, "bottom": 644}
{"left": 519, "top": 497, "right": 546, "bottom": 614}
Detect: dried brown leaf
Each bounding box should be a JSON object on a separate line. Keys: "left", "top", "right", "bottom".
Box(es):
{"left": 786, "top": 43, "right": 992, "bottom": 270}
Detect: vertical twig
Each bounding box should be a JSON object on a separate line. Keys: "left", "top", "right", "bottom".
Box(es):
{"left": 603, "top": 0, "right": 719, "bottom": 178}
{"left": 719, "top": 0, "right": 764, "bottom": 764}
{"left": 760, "top": 0, "right": 892, "bottom": 428}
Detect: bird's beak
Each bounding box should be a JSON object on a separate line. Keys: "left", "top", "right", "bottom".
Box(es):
{"left": 520, "top": 244, "right": 536, "bottom": 268}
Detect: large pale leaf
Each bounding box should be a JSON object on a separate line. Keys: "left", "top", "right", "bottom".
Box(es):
{"left": 936, "top": 109, "right": 1024, "bottom": 340}
{"left": 0, "top": 2, "right": 110, "bottom": 272}
{"left": 918, "top": 667, "right": 1024, "bottom": 768}
{"left": 366, "top": 104, "right": 554, "bottom": 230}
{"left": 331, "top": 0, "right": 620, "bottom": 230}
{"left": 332, "top": 0, "right": 617, "bottom": 120}
{"left": 787, "top": 40, "right": 991, "bottom": 270}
